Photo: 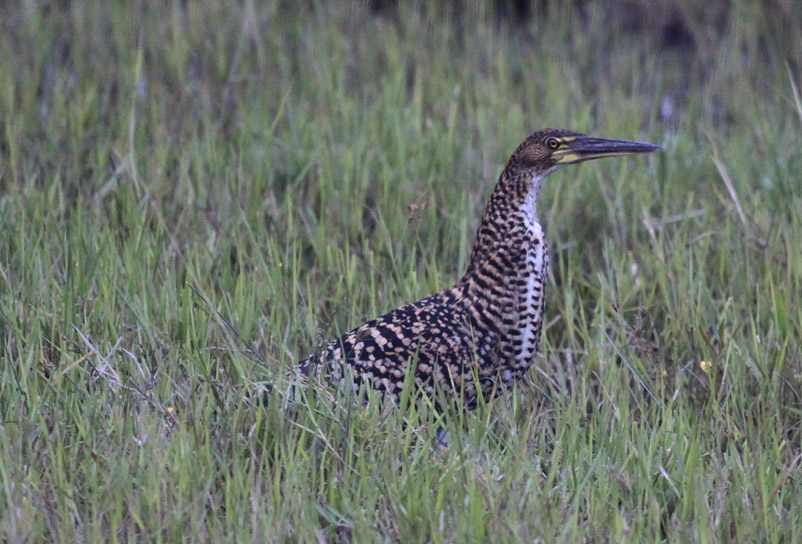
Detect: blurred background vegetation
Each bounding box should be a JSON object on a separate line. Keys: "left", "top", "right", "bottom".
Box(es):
{"left": 1, "top": 1, "right": 801, "bottom": 541}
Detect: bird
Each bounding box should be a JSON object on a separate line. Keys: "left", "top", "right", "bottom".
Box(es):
{"left": 295, "top": 128, "right": 660, "bottom": 410}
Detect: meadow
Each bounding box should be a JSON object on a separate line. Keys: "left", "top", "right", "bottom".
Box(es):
{"left": 1, "top": 1, "right": 801, "bottom": 541}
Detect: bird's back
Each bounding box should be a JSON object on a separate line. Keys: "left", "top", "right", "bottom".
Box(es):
{"left": 298, "top": 285, "right": 489, "bottom": 406}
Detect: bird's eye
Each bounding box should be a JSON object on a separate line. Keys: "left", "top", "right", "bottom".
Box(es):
{"left": 546, "top": 137, "right": 560, "bottom": 149}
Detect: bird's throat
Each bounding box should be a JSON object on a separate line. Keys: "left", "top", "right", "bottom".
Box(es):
{"left": 521, "top": 184, "right": 540, "bottom": 231}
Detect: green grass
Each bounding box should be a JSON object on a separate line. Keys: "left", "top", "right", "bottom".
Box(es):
{"left": 1, "top": 1, "right": 801, "bottom": 541}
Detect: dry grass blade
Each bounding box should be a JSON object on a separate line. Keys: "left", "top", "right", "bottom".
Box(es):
{"left": 787, "top": 63, "right": 802, "bottom": 127}
{"left": 707, "top": 134, "right": 747, "bottom": 228}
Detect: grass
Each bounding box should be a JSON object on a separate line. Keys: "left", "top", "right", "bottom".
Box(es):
{"left": 1, "top": 1, "right": 801, "bottom": 541}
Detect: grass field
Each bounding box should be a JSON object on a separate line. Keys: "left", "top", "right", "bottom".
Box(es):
{"left": 1, "top": 1, "right": 801, "bottom": 541}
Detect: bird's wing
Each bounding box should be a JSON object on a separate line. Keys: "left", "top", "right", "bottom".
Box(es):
{"left": 301, "top": 288, "right": 480, "bottom": 401}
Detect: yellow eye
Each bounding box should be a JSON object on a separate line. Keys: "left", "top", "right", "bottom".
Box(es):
{"left": 546, "top": 137, "right": 560, "bottom": 149}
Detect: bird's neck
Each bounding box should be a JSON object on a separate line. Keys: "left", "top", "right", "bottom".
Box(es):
{"left": 461, "top": 170, "right": 545, "bottom": 282}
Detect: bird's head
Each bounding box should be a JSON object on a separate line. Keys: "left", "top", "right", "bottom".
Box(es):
{"left": 507, "top": 128, "right": 660, "bottom": 182}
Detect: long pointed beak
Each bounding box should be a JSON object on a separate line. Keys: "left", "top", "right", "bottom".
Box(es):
{"left": 554, "top": 136, "right": 661, "bottom": 164}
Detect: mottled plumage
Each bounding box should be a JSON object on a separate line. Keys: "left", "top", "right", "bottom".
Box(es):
{"left": 297, "top": 128, "right": 659, "bottom": 408}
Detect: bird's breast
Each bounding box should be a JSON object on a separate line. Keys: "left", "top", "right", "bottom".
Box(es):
{"left": 514, "top": 234, "right": 548, "bottom": 367}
